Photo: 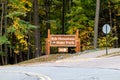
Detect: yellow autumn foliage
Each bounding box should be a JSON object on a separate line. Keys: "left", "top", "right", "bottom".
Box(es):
{"left": 8, "top": 0, "right": 32, "bottom": 12}
{"left": 8, "top": 0, "right": 32, "bottom": 54}
{"left": 16, "top": 34, "right": 24, "bottom": 40}
{"left": 14, "top": 50, "right": 19, "bottom": 54}
{"left": 14, "top": 45, "right": 19, "bottom": 54}
{"left": 22, "top": 0, "right": 26, "bottom": 2}
{"left": 67, "top": 26, "right": 94, "bottom": 50}
{"left": 98, "top": 36, "right": 115, "bottom": 48}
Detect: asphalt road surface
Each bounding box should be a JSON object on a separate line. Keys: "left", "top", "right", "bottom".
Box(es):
{"left": 1, "top": 48, "right": 120, "bottom": 80}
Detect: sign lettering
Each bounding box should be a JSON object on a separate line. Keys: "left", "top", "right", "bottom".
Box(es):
{"left": 50, "top": 35, "right": 76, "bottom": 46}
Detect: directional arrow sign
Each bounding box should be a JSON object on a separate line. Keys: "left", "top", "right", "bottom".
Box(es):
{"left": 102, "top": 24, "right": 111, "bottom": 34}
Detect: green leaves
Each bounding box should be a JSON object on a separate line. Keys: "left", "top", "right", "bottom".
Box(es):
{"left": 7, "top": 26, "right": 16, "bottom": 33}
{"left": 111, "top": 0, "right": 120, "bottom": 3}
{"left": 66, "top": 0, "right": 95, "bottom": 50}
{"left": 73, "top": 0, "right": 82, "bottom": 5}
{"left": 19, "top": 20, "right": 37, "bottom": 30}
{"left": 98, "top": 36, "right": 118, "bottom": 48}
{"left": 0, "top": 51, "right": 6, "bottom": 56}
{"left": 53, "top": 0, "right": 62, "bottom": 5}
{"left": 109, "top": 36, "right": 118, "bottom": 43}
{"left": 6, "top": 11, "right": 26, "bottom": 19}
{"left": 7, "top": 20, "right": 36, "bottom": 34}
{"left": 9, "top": 0, "right": 18, "bottom": 3}
{"left": 0, "top": 35, "right": 10, "bottom": 45}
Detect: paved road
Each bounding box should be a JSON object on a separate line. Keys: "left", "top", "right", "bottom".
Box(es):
{"left": 32, "top": 48, "right": 120, "bottom": 69}
{"left": 1, "top": 66, "right": 120, "bottom": 80}
{"left": 1, "top": 48, "right": 120, "bottom": 80}
{"left": 0, "top": 71, "right": 39, "bottom": 80}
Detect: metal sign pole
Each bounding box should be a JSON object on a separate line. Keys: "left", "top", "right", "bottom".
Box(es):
{"left": 106, "top": 36, "right": 108, "bottom": 55}
{"left": 106, "top": 25, "right": 108, "bottom": 55}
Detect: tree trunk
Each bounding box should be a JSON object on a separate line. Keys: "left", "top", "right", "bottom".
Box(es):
{"left": 45, "top": 0, "right": 50, "bottom": 30}
{"left": 62, "top": 0, "right": 65, "bottom": 34}
{"left": 4, "top": 0, "right": 8, "bottom": 65}
{"left": 108, "top": 1, "right": 112, "bottom": 27}
{"left": 27, "top": 33, "right": 30, "bottom": 60}
{"left": 14, "top": 54, "right": 17, "bottom": 64}
{"left": 1, "top": 56, "right": 4, "bottom": 65}
{"left": 94, "top": 0, "right": 100, "bottom": 49}
{"left": 0, "top": 3, "right": 4, "bottom": 65}
{"left": 27, "top": 11, "right": 32, "bottom": 60}
{"left": 33, "top": 0, "right": 41, "bottom": 57}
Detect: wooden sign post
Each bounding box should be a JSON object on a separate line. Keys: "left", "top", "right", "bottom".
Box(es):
{"left": 46, "top": 29, "right": 80, "bottom": 55}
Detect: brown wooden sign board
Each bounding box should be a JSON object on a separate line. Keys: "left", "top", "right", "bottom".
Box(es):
{"left": 46, "top": 29, "right": 80, "bottom": 55}
{"left": 50, "top": 35, "right": 76, "bottom": 47}
{"left": 58, "top": 48, "right": 68, "bottom": 52}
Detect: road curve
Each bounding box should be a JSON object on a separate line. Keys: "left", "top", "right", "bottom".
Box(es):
{"left": 1, "top": 48, "right": 120, "bottom": 80}
{"left": 1, "top": 66, "right": 120, "bottom": 80}
{"left": 0, "top": 70, "right": 52, "bottom": 80}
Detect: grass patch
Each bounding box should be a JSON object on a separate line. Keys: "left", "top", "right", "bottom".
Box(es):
{"left": 17, "top": 53, "right": 75, "bottom": 65}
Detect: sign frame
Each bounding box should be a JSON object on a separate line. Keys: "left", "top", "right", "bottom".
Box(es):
{"left": 46, "top": 29, "right": 80, "bottom": 55}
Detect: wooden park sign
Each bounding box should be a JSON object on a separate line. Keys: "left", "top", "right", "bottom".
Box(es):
{"left": 46, "top": 29, "right": 80, "bottom": 55}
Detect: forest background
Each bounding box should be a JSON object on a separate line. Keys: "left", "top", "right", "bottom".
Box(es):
{"left": 0, "top": 0, "right": 120, "bottom": 65}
